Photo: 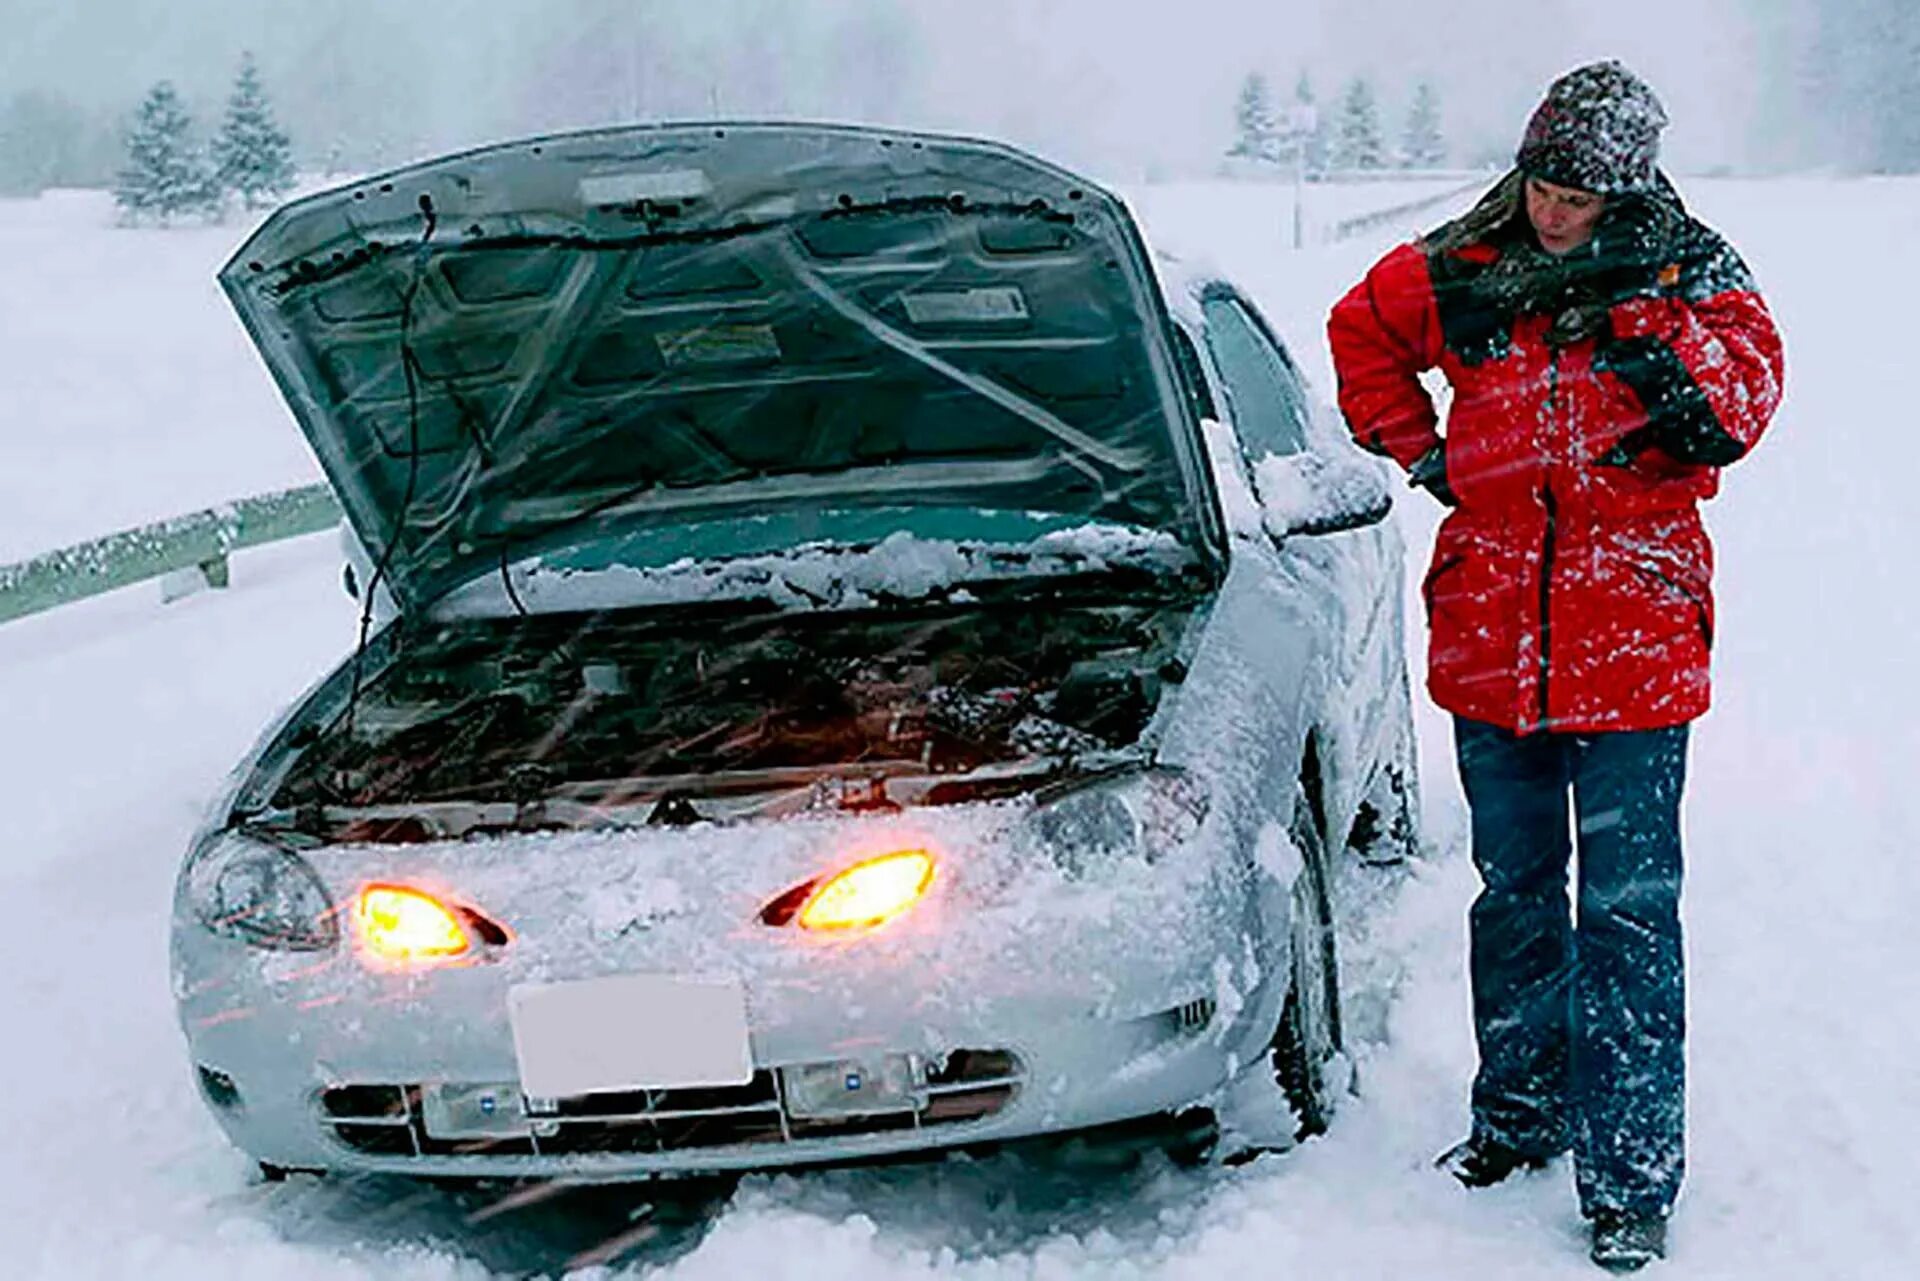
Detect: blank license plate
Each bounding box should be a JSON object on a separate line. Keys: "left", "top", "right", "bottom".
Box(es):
{"left": 508, "top": 974, "right": 753, "bottom": 1099}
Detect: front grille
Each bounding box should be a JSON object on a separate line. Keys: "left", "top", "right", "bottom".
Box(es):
{"left": 1170, "top": 998, "right": 1216, "bottom": 1033}
{"left": 318, "top": 1049, "right": 1023, "bottom": 1161}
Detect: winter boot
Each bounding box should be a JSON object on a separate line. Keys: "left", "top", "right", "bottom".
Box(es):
{"left": 1433, "top": 1134, "right": 1552, "bottom": 1188}
{"left": 1588, "top": 1211, "right": 1667, "bottom": 1272}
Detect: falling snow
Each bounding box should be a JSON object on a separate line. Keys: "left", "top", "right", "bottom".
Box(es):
{"left": 3, "top": 176, "right": 1917, "bottom": 1278}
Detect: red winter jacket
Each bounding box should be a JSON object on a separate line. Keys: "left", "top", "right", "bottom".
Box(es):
{"left": 1328, "top": 182, "right": 1783, "bottom": 735}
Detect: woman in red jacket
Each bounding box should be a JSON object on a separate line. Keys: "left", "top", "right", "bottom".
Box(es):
{"left": 1328, "top": 61, "right": 1783, "bottom": 1272}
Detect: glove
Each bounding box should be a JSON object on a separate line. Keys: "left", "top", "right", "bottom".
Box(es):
{"left": 1538, "top": 196, "right": 1679, "bottom": 349}
{"left": 1593, "top": 409, "right": 1744, "bottom": 468}
{"left": 1586, "top": 193, "right": 1678, "bottom": 305}
{"left": 1593, "top": 425, "right": 1662, "bottom": 469}
{"left": 1408, "top": 444, "right": 1458, "bottom": 506}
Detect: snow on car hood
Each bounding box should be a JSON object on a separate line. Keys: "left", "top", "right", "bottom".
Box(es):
{"left": 260, "top": 788, "right": 1252, "bottom": 1039}
{"left": 220, "top": 123, "right": 1226, "bottom": 612}
{"left": 428, "top": 522, "right": 1197, "bottom": 619}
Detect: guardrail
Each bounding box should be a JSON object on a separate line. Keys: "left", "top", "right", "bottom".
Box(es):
{"left": 1316, "top": 167, "right": 1493, "bottom": 185}
{"left": 1327, "top": 177, "right": 1486, "bottom": 243}
{"left": 0, "top": 483, "right": 341, "bottom": 626}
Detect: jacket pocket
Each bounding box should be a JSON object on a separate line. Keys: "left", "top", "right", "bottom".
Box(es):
{"left": 1626, "top": 558, "right": 1714, "bottom": 650}
{"left": 1421, "top": 553, "right": 1466, "bottom": 618}
{"left": 1583, "top": 445, "right": 1718, "bottom": 517}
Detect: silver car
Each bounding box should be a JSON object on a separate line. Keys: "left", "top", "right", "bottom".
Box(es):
{"left": 172, "top": 123, "right": 1419, "bottom": 1185}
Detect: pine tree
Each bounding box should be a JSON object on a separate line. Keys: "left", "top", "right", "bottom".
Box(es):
{"left": 212, "top": 53, "right": 296, "bottom": 209}
{"left": 114, "top": 81, "right": 216, "bottom": 225}
{"left": 1330, "top": 76, "right": 1386, "bottom": 172}
{"left": 1228, "top": 71, "right": 1279, "bottom": 164}
{"left": 1401, "top": 81, "right": 1447, "bottom": 169}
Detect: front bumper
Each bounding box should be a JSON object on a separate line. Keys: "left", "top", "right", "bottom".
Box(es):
{"left": 182, "top": 983, "right": 1258, "bottom": 1179}
{"left": 174, "top": 803, "right": 1287, "bottom": 1180}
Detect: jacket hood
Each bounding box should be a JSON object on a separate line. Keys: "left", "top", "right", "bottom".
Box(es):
{"left": 220, "top": 123, "right": 1225, "bottom": 611}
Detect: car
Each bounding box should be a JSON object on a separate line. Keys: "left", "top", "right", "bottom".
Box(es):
{"left": 172, "top": 122, "right": 1420, "bottom": 1186}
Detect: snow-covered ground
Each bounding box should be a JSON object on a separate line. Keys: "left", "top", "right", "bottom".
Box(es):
{"left": 2, "top": 175, "right": 1915, "bottom": 1278}
{"left": 0, "top": 189, "right": 333, "bottom": 562}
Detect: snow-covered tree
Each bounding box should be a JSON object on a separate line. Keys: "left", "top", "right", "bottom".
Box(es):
{"left": 1329, "top": 76, "right": 1386, "bottom": 172}
{"left": 114, "top": 81, "right": 217, "bottom": 225}
{"left": 212, "top": 53, "right": 296, "bottom": 210}
{"left": 1401, "top": 81, "right": 1447, "bottom": 169}
{"left": 1228, "top": 71, "right": 1279, "bottom": 164}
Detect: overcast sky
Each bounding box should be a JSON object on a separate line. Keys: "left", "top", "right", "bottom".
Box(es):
{"left": 0, "top": 0, "right": 1817, "bottom": 178}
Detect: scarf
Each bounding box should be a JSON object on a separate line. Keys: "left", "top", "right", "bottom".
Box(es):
{"left": 1422, "top": 170, "right": 1687, "bottom": 349}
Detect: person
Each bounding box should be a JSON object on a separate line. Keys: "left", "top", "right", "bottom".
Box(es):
{"left": 1326, "top": 61, "right": 1784, "bottom": 1272}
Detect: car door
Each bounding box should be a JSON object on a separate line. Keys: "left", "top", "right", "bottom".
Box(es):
{"left": 1194, "top": 283, "right": 1400, "bottom": 851}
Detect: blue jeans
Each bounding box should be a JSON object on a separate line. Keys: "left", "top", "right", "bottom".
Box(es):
{"left": 1454, "top": 716, "right": 1689, "bottom": 1219}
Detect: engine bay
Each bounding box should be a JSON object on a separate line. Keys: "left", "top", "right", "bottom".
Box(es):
{"left": 271, "top": 589, "right": 1201, "bottom": 830}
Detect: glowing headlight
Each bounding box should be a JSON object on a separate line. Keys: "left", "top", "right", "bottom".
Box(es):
{"left": 762, "top": 849, "right": 937, "bottom": 932}
{"left": 355, "top": 885, "right": 473, "bottom": 962}
{"left": 1030, "top": 767, "right": 1209, "bottom": 876}
{"left": 800, "top": 850, "right": 936, "bottom": 931}
{"left": 184, "top": 832, "right": 338, "bottom": 952}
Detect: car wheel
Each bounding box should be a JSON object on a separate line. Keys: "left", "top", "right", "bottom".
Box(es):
{"left": 1270, "top": 790, "right": 1342, "bottom": 1139}
{"left": 1348, "top": 757, "right": 1419, "bottom": 865}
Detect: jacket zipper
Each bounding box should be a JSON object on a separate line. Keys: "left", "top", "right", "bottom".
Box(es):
{"left": 1537, "top": 351, "right": 1561, "bottom": 732}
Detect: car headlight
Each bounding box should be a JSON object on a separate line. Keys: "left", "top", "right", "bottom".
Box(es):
{"left": 1029, "top": 766, "right": 1209, "bottom": 877}
{"left": 760, "top": 849, "right": 938, "bottom": 932}
{"left": 184, "top": 832, "right": 339, "bottom": 952}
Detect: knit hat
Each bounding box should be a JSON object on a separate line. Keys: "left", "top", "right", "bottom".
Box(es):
{"left": 1515, "top": 60, "right": 1668, "bottom": 195}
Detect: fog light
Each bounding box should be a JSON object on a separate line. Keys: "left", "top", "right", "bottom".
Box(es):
{"left": 196, "top": 1065, "right": 242, "bottom": 1112}
{"left": 781, "top": 1054, "right": 923, "bottom": 1118}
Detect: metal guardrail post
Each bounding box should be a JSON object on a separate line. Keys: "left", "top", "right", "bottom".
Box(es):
{"left": 0, "top": 483, "right": 341, "bottom": 625}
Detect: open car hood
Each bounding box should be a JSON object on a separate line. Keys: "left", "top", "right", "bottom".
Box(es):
{"left": 221, "top": 123, "right": 1226, "bottom": 611}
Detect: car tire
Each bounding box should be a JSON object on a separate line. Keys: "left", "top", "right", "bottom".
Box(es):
{"left": 1270, "top": 787, "right": 1342, "bottom": 1139}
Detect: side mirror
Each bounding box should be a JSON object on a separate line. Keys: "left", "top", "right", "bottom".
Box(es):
{"left": 1253, "top": 453, "right": 1394, "bottom": 540}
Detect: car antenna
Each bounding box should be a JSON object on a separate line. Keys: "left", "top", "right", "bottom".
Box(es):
{"left": 337, "top": 193, "right": 439, "bottom": 776}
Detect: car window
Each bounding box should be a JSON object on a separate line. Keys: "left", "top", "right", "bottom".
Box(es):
{"left": 1200, "top": 294, "right": 1311, "bottom": 459}
{"left": 1168, "top": 323, "right": 1217, "bottom": 421}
